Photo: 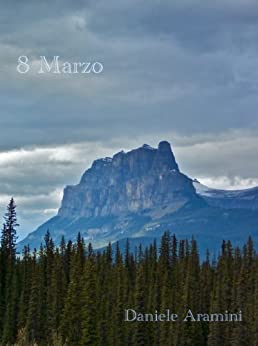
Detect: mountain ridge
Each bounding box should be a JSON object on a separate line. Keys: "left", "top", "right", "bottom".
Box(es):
{"left": 193, "top": 180, "right": 258, "bottom": 210}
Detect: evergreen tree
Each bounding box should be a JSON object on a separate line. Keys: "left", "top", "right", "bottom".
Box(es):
{"left": 60, "top": 248, "right": 83, "bottom": 345}
{"left": 1, "top": 266, "right": 19, "bottom": 345}
{"left": 81, "top": 255, "right": 99, "bottom": 346}
{"left": 1, "top": 198, "right": 19, "bottom": 262}
{"left": 133, "top": 262, "right": 146, "bottom": 346}
{"left": 48, "top": 249, "right": 67, "bottom": 343}
{"left": 0, "top": 198, "right": 19, "bottom": 343}
{"left": 26, "top": 253, "right": 41, "bottom": 343}
{"left": 254, "top": 255, "right": 258, "bottom": 346}
{"left": 18, "top": 246, "right": 32, "bottom": 330}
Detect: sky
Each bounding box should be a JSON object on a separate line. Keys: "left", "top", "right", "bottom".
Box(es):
{"left": 0, "top": 0, "right": 258, "bottom": 240}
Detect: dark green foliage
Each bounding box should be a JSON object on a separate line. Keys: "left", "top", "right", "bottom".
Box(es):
{"left": 81, "top": 254, "right": 98, "bottom": 346}
{"left": 0, "top": 198, "right": 19, "bottom": 342}
{"left": 1, "top": 198, "right": 19, "bottom": 262}
{"left": 0, "top": 204, "right": 257, "bottom": 346}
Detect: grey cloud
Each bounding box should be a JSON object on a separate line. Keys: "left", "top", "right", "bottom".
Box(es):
{"left": 0, "top": 1, "right": 257, "bottom": 146}
{"left": 173, "top": 133, "right": 258, "bottom": 180}
{"left": 0, "top": 1, "right": 257, "bottom": 238}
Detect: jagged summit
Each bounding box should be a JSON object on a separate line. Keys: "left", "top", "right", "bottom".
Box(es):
{"left": 141, "top": 144, "right": 155, "bottom": 150}
{"left": 80, "top": 141, "right": 179, "bottom": 185}
{"left": 59, "top": 141, "right": 189, "bottom": 219}
{"left": 155, "top": 140, "right": 179, "bottom": 172}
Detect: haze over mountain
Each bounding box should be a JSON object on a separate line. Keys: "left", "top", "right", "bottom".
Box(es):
{"left": 18, "top": 141, "right": 258, "bottom": 254}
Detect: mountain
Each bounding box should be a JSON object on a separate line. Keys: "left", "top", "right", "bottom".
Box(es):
{"left": 193, "top": 180, "right": 258, "bottom": 210}
{"left": 18, "top": 141, "right": 258, "bottom": 254}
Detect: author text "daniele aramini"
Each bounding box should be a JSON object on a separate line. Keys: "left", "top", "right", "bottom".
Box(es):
{"left": 124, "top": 309, "right": 243, "bottom": 322}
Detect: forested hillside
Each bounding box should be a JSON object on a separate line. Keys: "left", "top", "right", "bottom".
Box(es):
{"left": 0, "top": 199, "right": 257, "bottom": 346}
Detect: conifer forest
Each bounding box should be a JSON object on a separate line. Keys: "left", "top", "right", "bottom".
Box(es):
{"left": 0, "top": 199, "right": 257, "bottom": 346}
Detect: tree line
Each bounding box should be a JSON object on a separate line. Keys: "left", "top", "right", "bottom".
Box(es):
{"left": 0, "top": 198, "right": 257, "bottom": 345}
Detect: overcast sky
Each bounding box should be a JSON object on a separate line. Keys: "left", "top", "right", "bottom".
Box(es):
{"left": 0, "top": 0, "right": 258, "bottom": 240}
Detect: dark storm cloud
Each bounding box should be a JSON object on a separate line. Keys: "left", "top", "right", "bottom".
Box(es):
{"left": 0, "top": 0, "right": 257, "bottom": 237}
{"left": 0, "top": 0, "right": 257, "bottom": 148}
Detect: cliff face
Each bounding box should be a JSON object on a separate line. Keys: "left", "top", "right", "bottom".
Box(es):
{"left": 58, "top": 141, "right": 197, "bottom": 218}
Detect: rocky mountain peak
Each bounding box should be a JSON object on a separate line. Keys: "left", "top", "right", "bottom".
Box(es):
{"left": 158, "top": 140, "right": 170, "bottom": 150}
{"left": 155, "top": 140, "right": 179, "bottom": 172}
{"left": 58, "top": 141, "right": 196, "bottom": 219}
{"left": 80, "top": 141, "right": 179, "bottom": 184}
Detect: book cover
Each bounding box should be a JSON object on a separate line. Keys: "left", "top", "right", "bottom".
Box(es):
{"left": 0, "top": 1, "right": 257, "bottom": 345}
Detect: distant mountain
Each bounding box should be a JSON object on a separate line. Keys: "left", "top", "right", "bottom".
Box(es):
{"left": 18, "top": 141, "right": 258, "bottom": 254}
{"left": 193, "top": 180, "right": 258, "bottom": 210}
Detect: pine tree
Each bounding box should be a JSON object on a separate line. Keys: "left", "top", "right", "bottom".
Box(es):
{"left": 60, "top": 246, "right": 84, "bottom": 345}
{"left": 109, "top": 242, "right": 126, "bottom": 345}
{"left": 2, "top": 265, "right": 20, "bottom": 345}
{"left": 0, "top": 198, "right": 19, "bottom": 343}
{"left": 1, "top": 198, "right": 19, "bottom": 262}
{"left": 96, "top": 243, "right": 113, "bottom": 345}
{"left": 26, "top": 252, "right": 41, "bottom": 343}
{"left": 81, "top": 254, "right": 99, "bottom": 346}
{"left": 254, "top": 255, "right": 258, "bottom": 346}
{"left": 180, "top": 238, "right": 204, "bottom": 346}
{"left": 48, "top": 249, "right": 67, "bottom": 342}
{"left": 133, "top": 261, "right": 146, "bottom": 346}
{"left": 18, "top": 246, "right": 32, "bottom": 330}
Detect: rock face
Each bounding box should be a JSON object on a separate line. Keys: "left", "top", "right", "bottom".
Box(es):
{"left": 58, "top": 141, "right": 196, "bottom": 219}
{"left": 18, "top": 141, "right": 258, "bottom": 254}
